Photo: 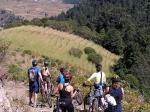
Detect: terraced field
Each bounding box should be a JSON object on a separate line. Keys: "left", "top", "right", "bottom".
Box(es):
{"left": 0, "top": 0, "right": 73, "bottom": 19}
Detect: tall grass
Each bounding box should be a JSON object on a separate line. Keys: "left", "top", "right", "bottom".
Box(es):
{"left": 0, "top": 26, "right": 119, "bottom": 75}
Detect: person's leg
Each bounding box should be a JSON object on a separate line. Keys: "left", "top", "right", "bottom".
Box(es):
{"left": 29, "top": 82, "right": 33, "bottom": 105}
{"left": 116, "top": 104, "right": 122, "bottom": 112}
{"left": 29, "top": 92, "right": 33, "bottom": 104}
{"left": 33, "top": 92, "right": 38, "bottom": 107}
{"left": 67, "top": 103, "right": 74, "bottom": 112}
{"left": 45, "top": 83, "right": 48, "bottom": 92}
{"left": 33, "top": 83, "right": 39, "bottom": 108}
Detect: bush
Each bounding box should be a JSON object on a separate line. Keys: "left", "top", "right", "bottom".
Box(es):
{"left": 8, "top": 64, "right": 27, "bottom": 81}
{"left": 0, "top": 39, "right": 10, "bottom": 62}
{"left": 69, "top": 47, "right": 83, "bottom": 58}
{"left": 23, "top": 50, "right": 32, "bottom": 55}
{"left": 84, "top": 47, "right": 96, "bottom": 54}
{"left": 125, "top": 74, "right": 140, "bottom": 89}
{"left": 87, "top": 53, "right": 102, "bottom": 64}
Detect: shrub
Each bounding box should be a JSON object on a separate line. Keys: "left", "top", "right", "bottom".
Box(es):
{"left": 23, "top": 50, "right": 32, "bottom": 55}
{"left": 8, "top": 64, "right": 27, "bottom": 81}
{"left": 84, "top": 47, "right": 96, "bottom": 54}
{"left": 69, "top": 47, "right": 83, "bottom": 58}
{"left": 125, "top": 74, "right": 140, "bottom": 89}
{"left": 41, "top": 55, "right": 50, "bottom": 61}
{"left": 0, "top": 39, "right": 10, "bottom": 62}
{"left": 87, "top": 53, "right": 102, "bottom": 64}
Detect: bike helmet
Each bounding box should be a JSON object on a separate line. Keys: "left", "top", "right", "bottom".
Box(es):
{"left": 44, "top": 61, "right": 49, "bottom": 66}
{"left": 64, "top": 72, "right": 72, "bottom": 81}
{"left": 32, "top": 60, "right": 37, "bottom": 67}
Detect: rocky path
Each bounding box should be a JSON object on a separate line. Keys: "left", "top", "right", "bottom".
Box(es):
{"left": 2, "top": 81, "right": 85, "bottom": 112}
{"left": 0, "top": 83, "right": 12, "bottom": 112}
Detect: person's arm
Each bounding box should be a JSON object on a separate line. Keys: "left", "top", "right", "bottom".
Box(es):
{"left": 47, "top": 69, "right": 51, "bottom": 77}
{"left": 87, "top": 73, "right": 96, "bottom": 83}
{"left": 38, "top": 69, "right": 43, "bottom": 82}
{"left": 70, "top": 86, "right": 77, "bottom": 98}
{"left": 27, "top": 69, "right": 30, "bottom": 82}
{"left": 102, "top": 72, "right": 106, "bottom": 84}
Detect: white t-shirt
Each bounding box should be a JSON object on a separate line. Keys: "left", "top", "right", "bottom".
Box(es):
{"left": 105, "top": 94, "right": 117, "bottom": 106}
{"left": 88, "top": 71, "right": 106, "bottom": 84}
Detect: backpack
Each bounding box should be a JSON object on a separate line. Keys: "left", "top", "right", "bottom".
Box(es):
{"left": 29, "top": 68, "right": 37, "bottom": 82}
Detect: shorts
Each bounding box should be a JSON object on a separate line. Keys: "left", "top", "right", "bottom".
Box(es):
{"left": 43, "top": 76, "right": 50, "bottom": 82}
{"left": 59, "top": 98, "right": 74, "bottom": 112}
{"left": 29, "top": 81, "right": 39, "bottom": 93}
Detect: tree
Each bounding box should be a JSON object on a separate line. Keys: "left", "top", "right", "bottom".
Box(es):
{"left": 102, "top": 28, "right": 124, "bottom": 55}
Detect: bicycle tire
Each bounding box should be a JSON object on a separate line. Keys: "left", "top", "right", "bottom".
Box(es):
{"left": 46, "top": 92, "right": 52, "bottom": 108}
{"left": 75, "top": 92, "right": 83, "bottom": 105}
{"left": 92, "top": 98, "right": 99, "bottom": 112}
{"left": 41, "top": 84, "right": 47, "bottom": 101}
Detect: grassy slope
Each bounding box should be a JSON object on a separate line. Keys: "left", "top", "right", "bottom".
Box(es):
{"left": 0, "top": 25, "right": 119, "bottom": 75}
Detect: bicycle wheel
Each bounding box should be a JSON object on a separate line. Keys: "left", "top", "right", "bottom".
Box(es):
{"left": 46, "top": 92, "right": 52, "bottom": 108}
{"left": 75, "top": 92, "right": 83, "bottom": 105}
{"left": 41, "top": 83, "right": 47, "bottom": 101}
{"left": 92, "top": 99, "right": 99, "bottom": 112}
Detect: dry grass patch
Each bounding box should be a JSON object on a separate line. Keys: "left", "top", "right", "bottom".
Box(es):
{"left": 0, "top": 26, "right": 119, "bottom": 75}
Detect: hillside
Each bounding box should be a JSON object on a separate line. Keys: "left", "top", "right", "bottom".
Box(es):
{"left": 0, "top": 25, "right": 119, "bottom": 75}
{"left": 54, "top": 0, "right": 150, "bottom": 99}
{"left": 0, "top": 0, "right": 73, "bottom": 20}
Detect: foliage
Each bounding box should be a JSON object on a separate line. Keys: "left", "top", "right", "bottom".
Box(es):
{"left": 69, "top": 47, "right": 83, "bottom": 58}
{"left": 63, "top": 0, "right": 80, "bottom": 4}
{"left": 23, "top": 50, "right": 32, "bottom": 55}
{"left": 0, "top": 39, "right": 10, "bottom": 62}
{"left": 8, "top": 64, "right": 27, "bottom": 81}
{"left": 52, "top": 0, "right": 150, "bottom": 99}
{"left": 125, "top": 74, "right": 140, "bottom": 89}
{"left": 102, "top": 28, "right": 124, "bottom": 55}
{"left": 84, "top": 47, "right": 96, "bottom": 55}
{"left": 87, "top": 53, "right": 102, "bottom": 64}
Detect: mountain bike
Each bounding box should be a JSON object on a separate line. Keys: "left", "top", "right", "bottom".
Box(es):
{"left": 40, "top": 78, "right": 54, "bottom": 108}
{"left": 53, "top": 94, "right": 62, "bottom": 112}
{"left": 73, "top": 88, "right": 83, "bottom": 105}
{"left": 83, "top": 85, "right": 106, "bottom": 112}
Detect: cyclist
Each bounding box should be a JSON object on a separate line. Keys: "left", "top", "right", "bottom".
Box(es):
{"left": 41, "top": 61, "right": 51, "bottom": 92}
{"left": 83, "top": 64, "right": 106, "bottom": 110}
{"left": 56, "top": 67, "right": 65, "bottom": 84}
{"left": 57, "top": 71, "right": 76, "bottom": 112}
{"left": 28, "top": 60, "right": 43, "bottom": 108}
{"left": 83, "top": 63, "right": 106, "bottom": 92}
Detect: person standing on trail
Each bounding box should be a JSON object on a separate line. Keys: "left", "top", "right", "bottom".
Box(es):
{"left": 57, "top": 72, "right": 76, "bottom": 112}
{"left": 56, "top": 67, "right": 65, "bottom": 84}
{"left": 41, "top": 61, "right": 51, "bottom": 92}
{"left": 109, "top": 77, "right": 124, "bottom": 112}
{"left": 83, "top": 64, "right": 106, "bottom": 91}
{"left": 28, "top": 60, "right": 43, "bottom": 108}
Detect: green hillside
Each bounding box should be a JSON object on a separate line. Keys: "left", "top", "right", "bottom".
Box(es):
{"left": 0, "top": 25, "right": 119, "bottom": 75}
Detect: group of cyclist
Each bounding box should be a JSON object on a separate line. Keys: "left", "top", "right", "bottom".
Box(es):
{"left": 28, "top": 59, "right": 124, "bottom": 112}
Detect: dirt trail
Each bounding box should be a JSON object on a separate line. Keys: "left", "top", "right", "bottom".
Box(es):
{"left": 1, "top": 80, "right": 84, "bottom": 112}
{"left": 5, "top": 81, "right": 53, "bottom": 112}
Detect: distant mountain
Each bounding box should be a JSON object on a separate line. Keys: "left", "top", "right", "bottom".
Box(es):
{"left": 0, "top": 0, "right": 73, "bottom": 20}
{"left": 0, "top": 10, "right": 23, "bottom": 27}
